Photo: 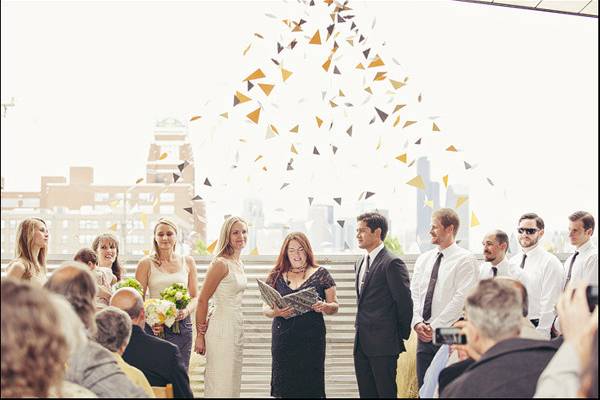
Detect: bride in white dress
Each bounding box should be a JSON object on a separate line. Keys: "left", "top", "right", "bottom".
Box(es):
{"left": 195, "top": 216, "right": 248, "bottom": 398}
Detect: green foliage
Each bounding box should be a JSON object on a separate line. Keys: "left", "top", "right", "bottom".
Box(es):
{"left": 194, "top": 238, "right": 210, "bottom": 256}
{"left": 113, "top": 277, "right": 144, "bottom": 296}
{"left": 160, "top": 283, "right": 191, "bottom": 310}
{"left": 384, "top": 235, "right": 404, "bottom": 256}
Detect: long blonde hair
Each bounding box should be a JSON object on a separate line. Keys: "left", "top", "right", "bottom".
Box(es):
{"left": 214, "top": 216, "right": 247, "bottom": 259}
{"left": 151, "top": 218, "right": 179, "bottom": 266}
{"left": 12, "top": 218, "right": 47, "bottom": 280}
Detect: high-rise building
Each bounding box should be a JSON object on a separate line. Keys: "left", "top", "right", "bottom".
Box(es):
{"left": 307, "top": 204, "right": 334, "bottom": 253}
{"left": 416, "top": 158, "right": 440, "bottom": 252}
{"left": 445, "top": 184, "right": 469, "bottom": 249}
{"left": 1, "top": 118, "right": 206, "bottom": 257}
{"left": 242, "top": 197, "right": 265, "bottom": 251}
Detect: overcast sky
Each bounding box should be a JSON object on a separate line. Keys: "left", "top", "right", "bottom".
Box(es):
{"left": 2, "top": 0, "right": 598, "bottom": 248}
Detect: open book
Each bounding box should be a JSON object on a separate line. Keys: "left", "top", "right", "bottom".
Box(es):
{"left": 256, "top": 279, "right": 320, "bottom": 319}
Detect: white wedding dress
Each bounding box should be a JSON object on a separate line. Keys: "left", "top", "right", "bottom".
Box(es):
{"left": 204, "top": 258, "right": 247, "bottom": 398}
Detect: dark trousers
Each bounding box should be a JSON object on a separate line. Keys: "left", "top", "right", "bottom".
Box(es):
{"left": 416, "top": 339, "right": 441, "bottom": 389}
{"left": 353, "top": 335, "right": 399, "bottom": 398}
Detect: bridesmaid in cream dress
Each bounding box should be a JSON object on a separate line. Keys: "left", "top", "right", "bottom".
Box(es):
{"left": 6, "top": 218, "right": 49, "bottom": 286}
{"left": 194, "top": 216, "right": 248, "bottom": 398}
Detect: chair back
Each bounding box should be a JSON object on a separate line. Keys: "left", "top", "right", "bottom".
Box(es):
{"left": 152, "top": 383, "right": 174, "bottom": 398}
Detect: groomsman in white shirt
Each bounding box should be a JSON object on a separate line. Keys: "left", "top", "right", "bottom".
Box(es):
{"left": 410, "top": 208, "right": 479, "bottom": 388}
{"left": 509, "top": 213, "right": 563, "bottom": 339}
{"left": 479, "top": 230, "right": 512, "bottom": 280}
{"left": 562, "top": 211, "right": 598, "bottom": 288}
{"left": 552, "top": 211, "right": 597, "bottom": 336}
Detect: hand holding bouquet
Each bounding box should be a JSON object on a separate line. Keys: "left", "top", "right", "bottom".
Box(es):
{"left": 160, "top": 283, "right": 191, "bottom": 333}
{"left": 144, "top": 298, "right": 177, "bottom": 339}
{"left": 113, "top": 277, "right": 144, "bottom": 297}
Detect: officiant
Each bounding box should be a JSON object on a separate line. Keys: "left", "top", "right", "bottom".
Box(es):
{"left": 263, "top": 232, "right": 339, "bottom": 398}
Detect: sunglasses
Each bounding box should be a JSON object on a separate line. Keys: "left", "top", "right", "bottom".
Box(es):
{"left": 518, "top": 227, "right": 539, "bottom": 235}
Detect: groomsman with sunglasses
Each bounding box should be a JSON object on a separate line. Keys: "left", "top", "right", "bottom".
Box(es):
{"left": 509, "top": 213, "right": 563, "bottom": 338}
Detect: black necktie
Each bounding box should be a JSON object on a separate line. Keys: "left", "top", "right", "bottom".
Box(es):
{"left": 422, "top": 252, "right": 443, "bottom": 322}
{"left": 492, "top": 266, "right": 498, "bottom": 277}
{"left": 360, "top": 255, "right": 371, "bottom": 293}
{"left": 519, "top": 254, "right": 527, "bottom": 269}
{"left": 563, "top": 251, "right": 579, "bottom": 290}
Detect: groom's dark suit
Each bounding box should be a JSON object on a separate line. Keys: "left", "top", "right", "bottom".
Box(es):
{"left": 354, "top": 247, "right": 413, "bottom": 398}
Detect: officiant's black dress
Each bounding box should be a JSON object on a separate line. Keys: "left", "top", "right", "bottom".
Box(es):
{"left": 270, "top": 267, "right": 336, "bottom": 398}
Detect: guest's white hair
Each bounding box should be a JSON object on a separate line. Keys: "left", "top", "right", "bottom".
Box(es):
{"left": 48, "top": 293, "right": 88, "bottom": 358}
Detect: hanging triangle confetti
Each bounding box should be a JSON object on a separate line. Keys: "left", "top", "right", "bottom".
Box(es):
{"left": 443, "top": 175, "right": 449, "bottom": 188}
{"left": 403, "top": 120, "right": 417, "bottom": 128}
{"left": 233, "top": 91, "right": 251, "bottom": 106}
{"left": 244, "top": 68, "right": 266, "bottom": 81}
{"left": 333, "top": 197, "right": 342, "bottom": 206}
{"left": 471, "top": 212, "right": 480, "bottom": 227}
{"left": 309, "top": 30, "right": 322, "bottom": 44}
{"left": 258, "top": 83, "right": 274, "bottom": 96}
{"left": 446, "top": 145, "right": 458, "bottom": 152}
{"left": 456, "top": 196, "right": 468, "bottom": 209}
{"left": 432, "top": 122, "right": 440, "bottom": 132}
{"left": 406, "top": 175, "right": 426, "bottom": 190}
{"left": 246, "top": 107, "right": 261, "bottom": 124}
{"left": 281, "top": 68, "right": 293, "bottom": 82}
{"left": 396, "top": 153, "right": 407, "bottom": 163}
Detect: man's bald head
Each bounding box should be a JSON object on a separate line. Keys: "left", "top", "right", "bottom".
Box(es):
{"left": 110, "top": 287, "right": 144, "bottom": 320}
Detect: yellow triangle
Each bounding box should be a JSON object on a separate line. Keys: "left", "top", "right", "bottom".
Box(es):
{"left": 322, "top": 57, "right": 332, "bottom": 72}
{"left": 270, "top": 124, "right": 279, "bottom": 134}
{"left": 258, "top": 83, "right": 274, "bottom": 96}
{"left": 406, "top": 176, "right": 426, "bottom": 190}
{"left": 244, "top": 68, "right": 265, "bottom": 81}
{"left": 395, "top": 153, "right": 407, "bottom": 163}
{"left": 471, "top": 212, "right": 480, "bottom": 227}
{"left": 281, "top": 68, "right": 293, "bottom": 82}
{"left": 393, "top": 104, "right": 406, "bottom": 113}
{"left": 109, "top": 223, "right": 117, "bottom": 231}
{"left": 389, "top": 79, "right": 406, "bottom": 90}
{"left": 403, "top": 120, "right": 416, "bottom": 128}
{"left": 393, "top": 115, "right": 401, "bottom": 127}
{"left": 456, "top": 196, "right": 468, "bottom": 209}
{"left": 309, "top": 30, "right": 322, "bottom": 45}
{"left": 316, "top": 116, "right": 323, "bottom": 128}
{"left": 246, "top": 107, "right": 261, "bottom": 124}
{"left": 374, "top": 71, "right": 387, "bottom": 81}
{"left": 329, "top": 100, "right": 338, "bottom": 108}
{"left": 338, "top": 89, "right": 345, "bottom": 97}
{"left": 220, "top": 112, "right": 229, "bottom": 119}
{"left": 290, "top": 124, "right": 299, "bottom": 133}
{"left": 356, "top": 63, "right": 365, "bottom": 70}
{"left": 424, "top": 199, "right": 434, "bottom": 209}
{"left": 250, "top": 247, "right": 260, "bottom": 256}
{"left": 446, "top": 145, "right": 458, "bottom": 152}
{"left": 443, "top": 175, "right": 449, "bottom": 188}
{"left": 432, "top": 122, "right": 440, "bottom": 132}
{"left": 190, "top": 115, "right": 202, "bottom": 121}
{"left": 346, "top": 38, "right": 354, "bottom": 46}
{"left": 159, "top": 152, "right": 168, "bottom": 160}
{"left": 368, "top": 55, "right": 385, "bottom": 68}
{"left": 140, "top": 213, "right": 148, "bottom": 229}
{"left": 206, "top": 240, "right": 218, "bottom": 254}
{"left": 364, "top": 86, "right": 373, "bottom": 94}
{"left": 291, "top": 144, "right": 298, "bottom": 154}
{"left": 254, "top": 155, "right": 263, "bottom": 162}
{"left": 234, "top": 91, "right": 251, "bottom": 105}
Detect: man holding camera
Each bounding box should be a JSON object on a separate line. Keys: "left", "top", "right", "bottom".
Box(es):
{"left": 410, "top": 208, "right": 479, "bottom": 388}
{"left": 441, "top": 279, "right": 559, "bottom": 398}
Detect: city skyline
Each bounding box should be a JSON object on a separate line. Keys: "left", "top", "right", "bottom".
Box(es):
{"left": 1, "top": 1, "right": 597, "bottom": 252}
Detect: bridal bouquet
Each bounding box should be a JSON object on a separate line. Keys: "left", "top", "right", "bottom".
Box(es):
{"left": 160, "top": 283, "right": 191, "bottom": 334}
{"left": 144, "top": 298, "right": 177, "bottom": 339}
{"left": 113, "top": 277, "right": 144, "bottom": 296}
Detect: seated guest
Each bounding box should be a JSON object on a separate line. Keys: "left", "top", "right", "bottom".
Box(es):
{"left": 74, "top": 247, "right": 113, "bottom": 308}
{"left": 435, "top": 277, "right": 545, "bottom": 397}
{"left": 44, "top": 262, "right": 146, "bottom": 398}
{"left": 535, "top": 283, "right": 598, "bottom": 398}
{"left": 1, "top": 278, "right": 68, "bottom": 398}
{"left": 441, "top": 279, "right": 558, "bottom": 398}
{"left": 110, "top": 288, "right": 193, "bottom": 398}
{"left": 94, "top": 307, "right": 155, "bottom": 397}
{"left": 48, "top": 293, "right": 97, "bottom": 398}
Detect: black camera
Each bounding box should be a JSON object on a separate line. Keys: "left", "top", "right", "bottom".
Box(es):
{"left": 587, "top": 285, "right": 598, "bottom": 312}
{"left": 433, "top": 327, "right": 467, "bottom": 345}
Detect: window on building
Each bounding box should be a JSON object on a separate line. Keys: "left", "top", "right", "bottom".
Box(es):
{"left": 22, "top": 198, "right": 40, "bottom": 208}
{"left": 95, "top": 193, "right": 109, "bottom": 202}
{"left": 160, "top": 193, "right": 175, "bottom": 202}
{"left": 160, "top": 205, "right": 175, "bottom": 214}
{"left": 139, "top": 192, "right": 154, "bottom": 202}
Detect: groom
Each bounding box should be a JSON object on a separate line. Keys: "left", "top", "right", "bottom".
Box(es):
{"left": 353, "top": 212, "right": 413, "bottom": 398}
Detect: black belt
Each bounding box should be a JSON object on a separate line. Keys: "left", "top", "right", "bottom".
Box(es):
{"left": 530, "top": 319, "right": 539, "bottom": 327}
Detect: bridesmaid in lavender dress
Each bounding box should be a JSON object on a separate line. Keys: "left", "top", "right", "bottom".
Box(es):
{"left": 135, "top": 218, "right": 199, "bottom": 369}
